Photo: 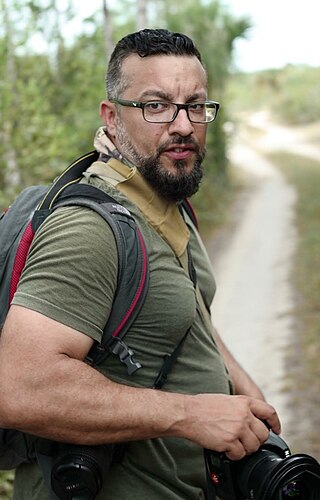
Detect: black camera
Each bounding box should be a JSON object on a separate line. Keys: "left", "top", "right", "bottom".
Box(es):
{"left": 205, "top": 433, "right": 320, "bottom": 499}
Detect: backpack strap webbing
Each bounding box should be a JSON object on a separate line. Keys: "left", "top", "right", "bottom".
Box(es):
{"left": 152, "top": 327, "right": 191, "bottom": 390}
{"left": 37, "top": 150, "right": 99, "bottom": 211}
{"left": 180, "top": 198, "right": 199, "bottom": 229}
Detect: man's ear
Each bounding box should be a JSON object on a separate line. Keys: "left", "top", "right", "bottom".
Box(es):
{"left": 100, "top": 100, "right": 117, "bottom": 137}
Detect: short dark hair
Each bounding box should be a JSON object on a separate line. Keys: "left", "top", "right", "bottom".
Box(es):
{"left": 106, "top": 29, "right": 204, "bottom": 99}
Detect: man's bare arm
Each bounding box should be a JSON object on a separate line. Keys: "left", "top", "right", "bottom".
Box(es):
{"left": 0, "top": 306, "right": 280, "bottom": 460}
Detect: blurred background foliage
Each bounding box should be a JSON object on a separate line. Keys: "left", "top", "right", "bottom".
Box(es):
{"left": 1, "top": 0, "right": 250, "bottom": 213}
{"left": 227, "top": 65, "right": 320, "bottom": 125}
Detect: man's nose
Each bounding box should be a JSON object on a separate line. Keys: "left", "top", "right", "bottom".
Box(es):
{"left": 168, "top": 108, "right": 195, "bottom": 136}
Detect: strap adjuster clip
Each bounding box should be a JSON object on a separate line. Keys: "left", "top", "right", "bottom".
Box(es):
{"left": 110, "top": 338, "right": 142, "bottom": 375}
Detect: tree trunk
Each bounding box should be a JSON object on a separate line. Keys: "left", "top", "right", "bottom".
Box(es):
{"left": 102, "top": 0, "right": 114, "bottom": 66}
{"left": 136, "top": 0, "right": 148, "bottom": 30}
{"left": 1, "top": 0, "right": 22, "bottom": 198}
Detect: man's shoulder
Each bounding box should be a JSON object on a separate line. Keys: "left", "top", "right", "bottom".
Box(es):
{"left": 31, "top": 203, "right": 118, "bottom": 265}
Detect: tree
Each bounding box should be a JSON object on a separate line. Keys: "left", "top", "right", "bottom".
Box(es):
{"left": 163, "top": 0, "right": 250, "bottom": 174}
{"left": 0, "top": 0, "right": 89, "bottom": 207}
{"left": 103, "top": 0, "right": 115, "bottom": 63}
{"left": 136, "top": 0, "right": 148, "bottom": 30}
{"left": 0, "top": 0, "right": 250, "bottom": 217}
{"left": 0, "top": 0, "right": 22, "bottom": 201}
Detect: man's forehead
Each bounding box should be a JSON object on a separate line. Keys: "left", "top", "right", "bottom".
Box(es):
{"left": 120, "top": 53, "right": 207, "bottom": 95}
{"left": 122, "top": 53, "right": 203, "bottom": 74}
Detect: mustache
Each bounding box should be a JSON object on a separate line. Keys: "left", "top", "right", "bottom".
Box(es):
{"left": 158, "top": 135, "right": 200, "bottom": 155}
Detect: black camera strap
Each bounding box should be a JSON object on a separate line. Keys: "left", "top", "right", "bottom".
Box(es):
{"left": 152, "top": 237, "right": 197, "bottom": 390}
{"left": 152, "top": 327, "right": 191, "bottom": 390}
{"left": 204, "top": 449, "right": 218, "bottom": 500}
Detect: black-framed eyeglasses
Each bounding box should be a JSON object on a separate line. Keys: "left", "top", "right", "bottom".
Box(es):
{"left": 110, "top": 98, "right": 220, "bottom": 123}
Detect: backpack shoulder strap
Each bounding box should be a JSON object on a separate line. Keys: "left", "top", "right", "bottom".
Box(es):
{"left": 50, "top": 183, "right": 149, "bottom": 375}
{"left": 180, "top": 198, "right": 198, "bottom": 229}
{"left": 37, "top": 150, "right": 99, "bottom": 211}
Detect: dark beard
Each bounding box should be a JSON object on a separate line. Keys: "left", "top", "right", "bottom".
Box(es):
{"left": 139, "top": 139, "right": 205, "bottom": 202}
{"left": 115, "top": 116, "right": 205, "bottom": 201}
{"left": 140, "top": 158, "right": 203, "bottom": 201}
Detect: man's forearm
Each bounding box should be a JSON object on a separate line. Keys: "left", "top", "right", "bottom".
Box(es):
{"left": 0, "top": 307, "right": 280, "bottom": 460}
{"left": 0, "top": 343, "right": 185, "bottom": 444}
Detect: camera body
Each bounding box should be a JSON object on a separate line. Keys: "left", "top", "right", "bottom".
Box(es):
{"left": 205, "top": 433, "right": 320, "bottom": 500}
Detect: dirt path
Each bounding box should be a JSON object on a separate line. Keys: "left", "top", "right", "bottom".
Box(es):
{"left": 206, "top": 122, "right": 299, "bottom": 445}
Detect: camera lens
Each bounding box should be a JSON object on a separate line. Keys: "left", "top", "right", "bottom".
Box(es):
{"left": 281, "top": 480, "right": 307, "bottom": 499}
{"left": 51, "top": 444, "right": 114, "bottom": 500}
{"left": 236, "top": 450, "right": 320, "bottom": 500}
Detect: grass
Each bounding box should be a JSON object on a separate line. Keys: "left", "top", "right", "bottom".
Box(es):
{"left": 193, "top": 171, "right": 241, "bottom": 239}
{"left": 266, "top": 151, "right": 320, "bottom": 458}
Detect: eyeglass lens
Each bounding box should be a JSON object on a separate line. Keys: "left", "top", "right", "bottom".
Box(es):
{"left": 143, "top": 102, "right": 217, "bottom": 123}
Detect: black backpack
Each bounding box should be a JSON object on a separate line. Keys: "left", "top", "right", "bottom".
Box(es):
{"left": 0, "top": 150, "right": 149, "bottom": 469}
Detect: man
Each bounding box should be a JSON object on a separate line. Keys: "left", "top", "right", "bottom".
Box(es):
{"left": 0, "top": 29, "right": 280, "bottom": 499}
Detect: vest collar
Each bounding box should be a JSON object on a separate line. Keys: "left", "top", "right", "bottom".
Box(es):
{"left": 86, "top": 157, "right": 190, "bottom": 258}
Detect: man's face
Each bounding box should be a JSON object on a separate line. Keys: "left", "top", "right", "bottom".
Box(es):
{"left": 101, "top": 54, "right": 209, "bottom": 201}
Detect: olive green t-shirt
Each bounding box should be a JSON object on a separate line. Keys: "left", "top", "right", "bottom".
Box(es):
{"left": 12, "top": 177, "right": 231, "bottom": 500}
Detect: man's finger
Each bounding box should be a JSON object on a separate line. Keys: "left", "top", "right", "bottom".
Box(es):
{"left": 225, "top": 440, "right": 247, "bottom": 461}
{"left": 250, "top": 400, "right": 281, "bottom": 435}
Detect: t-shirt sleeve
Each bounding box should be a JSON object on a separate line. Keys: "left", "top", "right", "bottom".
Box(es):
{"left": 12, "top": 205, "right": 118, "bottom": 342}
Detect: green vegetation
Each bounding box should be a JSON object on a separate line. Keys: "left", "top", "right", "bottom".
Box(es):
{"left": 266, "top": 152, "right": 320, "bottom": 455}
{"left": 0, "top": 471, "right": 14, "bottom": 500}
{"left": 227, "top": 65, "right": 320, "bottom": 125}
{"left": 194, "top": 168, "right": 241, "bottom": 238}
{"left": 0, "top": 0, "right": 250, "bottom": 215}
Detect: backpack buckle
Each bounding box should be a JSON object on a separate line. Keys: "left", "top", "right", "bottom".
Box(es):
{"left": 109, "top": 339, "right": 142, "bottom": 375}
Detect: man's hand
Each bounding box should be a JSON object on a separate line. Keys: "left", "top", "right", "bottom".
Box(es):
{"left": 177, "top": 394, "right": 280, "bottom": 460}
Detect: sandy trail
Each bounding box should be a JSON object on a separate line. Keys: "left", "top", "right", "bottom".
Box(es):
{"left": 248, "top": 111, "right": 320, "bottom": 162}
{"left": 207, "top": 122, "right": 299, "bottom": 445}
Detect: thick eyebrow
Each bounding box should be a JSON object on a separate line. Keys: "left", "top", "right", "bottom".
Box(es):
{"left": 186, "top": 92, "right": 208, "bottom": 102}
{"left": 139, "top": 90, "right": 172, "bottom": 101}
{"left": 138, "top": 90, "right": 207, "bottom": 102}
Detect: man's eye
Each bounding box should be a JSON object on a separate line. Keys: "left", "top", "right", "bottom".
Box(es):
{"left": 189, "top": 103, "right": 205, "bottom": 112}
{"left": 145, "top": 102, "right": 169, "bottom": 113}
